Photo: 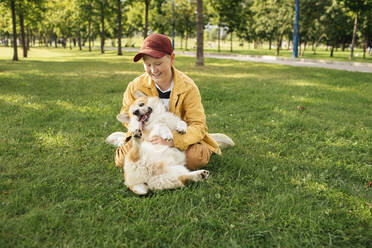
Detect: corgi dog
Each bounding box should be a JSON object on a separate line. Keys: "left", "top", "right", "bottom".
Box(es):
{"left": 107, "top": 91, "right": 210, "bottom": 195}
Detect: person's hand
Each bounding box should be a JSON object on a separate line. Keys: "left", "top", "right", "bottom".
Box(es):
{"left": 148, "top": 136, "right": 174, "bottom": 147}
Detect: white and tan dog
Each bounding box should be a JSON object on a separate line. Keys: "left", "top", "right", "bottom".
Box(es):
{"left": 107, "top": 91, "right": 210, "bottom": 195}
{"left": 106, "top": 91, "right": 235, "bottom": 195}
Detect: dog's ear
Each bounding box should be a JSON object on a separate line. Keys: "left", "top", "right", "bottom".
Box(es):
{"left": 133, "top": 90, "right": 146, "bottom": 99}
{"left": 117, "top": 113, "right": 130, "bottom": 123}
{"left": 125, "top": 135, "right": 132, "bottom": 143}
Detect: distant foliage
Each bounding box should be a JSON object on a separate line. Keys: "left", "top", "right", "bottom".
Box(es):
{"left": 0, "top": 0, "right": 370, "bottom": 57}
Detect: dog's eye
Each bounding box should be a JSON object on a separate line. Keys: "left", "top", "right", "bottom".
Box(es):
{"left": 139, "top": 103, "right": 144, "bottom": 107}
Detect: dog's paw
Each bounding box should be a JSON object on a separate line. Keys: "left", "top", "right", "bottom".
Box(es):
{"left": 130, "top": 184, "right": 149, "bottom": 195}
{"left": 200, "top": 170, "right": 209, "bottom": 180}
{"left": 133, "top": 129, "right": 142, "bottom": 139}
{"left": 189, "top": 170, "right": 209, "bottom": 182}
{"left": 176, "top": 121, "right": 187, "bottom": 134}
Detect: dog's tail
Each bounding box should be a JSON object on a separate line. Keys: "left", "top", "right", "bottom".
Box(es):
{"left": 105, "top": 132, "right": 126, "bottom": 147}
{"left": 209, "top": 133, "right": 235, "bottom": 149}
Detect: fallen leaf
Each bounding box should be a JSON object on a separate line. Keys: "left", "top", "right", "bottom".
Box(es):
{"left": 297, "top": 105, "right": 305, "bottom": 111}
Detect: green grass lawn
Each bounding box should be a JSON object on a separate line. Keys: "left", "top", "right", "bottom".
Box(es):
{"left": 0, "top": 47, "right": 371, "bottom": 247}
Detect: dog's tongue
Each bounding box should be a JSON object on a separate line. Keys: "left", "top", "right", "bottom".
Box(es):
{"left": 139, "top": 115, "right": 148, "bottom": 130}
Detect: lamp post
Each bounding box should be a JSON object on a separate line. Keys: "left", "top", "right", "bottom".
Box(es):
{"left": 292, "top": 0, "right": 299, "bottom": 58}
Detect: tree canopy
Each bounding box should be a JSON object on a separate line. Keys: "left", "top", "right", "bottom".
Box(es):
{"left": 0, "top": 0, "right": 371, "bottom": 60}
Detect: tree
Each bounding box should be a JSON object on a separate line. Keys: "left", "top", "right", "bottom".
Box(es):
{"left": 0, "top": 3, "right": 12, "bottom": 47}
{"left": 206, "top": 0, "right": 222, "bottom": 51}
{"left": 360, "top": 2, "right": 372, "bottom": 58}
{"left": 252, "top": 0, "right": 294, "bottom": 55}
{"left": 117, "top": 0, "right": 122, "bottom": 55}
{"left": 148, "top": 0, "right": 172, "bottom": 36}
{"left": 196, "top": 0, "right": 204, "bottom": 66}
{"left": 321, "top": 0, "right": 352, "bottom": 57}
{"left": 99, "top": 0, "right": 105, "bottom": 53}
{"left": 341, "top": 0, "right": 370, "bottom": 59}
{"left": 17, "top": 0, "right": 26, "bottom": 57}
{"left": 210, "top": 0, "right": 245, "bottom": 52}
{"left": 10, "top": 0, "right": 18, "bottom": 61}
{"left": 143, "top": 0, "right": 150, "bottom": 38}
{"left": 157, "top": 0, "right": 196, "bottom": 49}
{"left": 44, "top": 0, "right": 80, "bottom": 49}
{"left": 126, "top": 2, "right": 145, "bottom": 38}
{"left": 77, "top": 0, "right": 95, "bottom": 51}
{"left": 298, "top": 0, "right": 330, "bottom": 56}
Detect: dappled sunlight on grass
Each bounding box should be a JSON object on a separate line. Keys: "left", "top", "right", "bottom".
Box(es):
{"left": 290, "top": 95, "right": 331, "bottom": 105}
{"left": 55, "top": 100, "right": 94, "bottom": 113}
{"left": 288, "top": 80, "right": 321, "bottom": 87}
{"left": 35, "top": 129, "right": 71, "bottom": 148}
{"left": 273, "top": 106, "right": 299, "bottom": 118}
{"left": 55, "top": 100, "right": 113, "bottom": 116}
{"left": 0, "top": 93, "right": 27, "bottom": 103}
{"left": 286, "top": 79, "right": 359, "bottom": 94}
{"left": 0, "top": 93, "right": 46, "bottom": 110}
{"left": 189, "top": 71, "right": 260, "bottom": 80}
{"left": 291, "top": 175, "right": 329, "bottom": 194}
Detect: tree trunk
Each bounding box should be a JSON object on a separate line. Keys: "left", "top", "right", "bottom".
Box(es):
{"left": 218, "top": 26, "right": 221, "bottom": 52}
{"left": 362, "top": 35, "right": 367, "bottom": 59}
{"left": 269, "top": 37, "right": 272, "bottom": 50}
{"left": 117, "top": 0, "right": 122, "bottom": 55}
{"left": 54, "top": 34, "right": 58, "bottom": 48}
{"left": 275, "top": 33, "right": 283, "bottom": 56}
{"left": 185, "top": 32, "right": 188, "bottom": 50}
{"left": 144, "top": 0, "right": 150, "bottom": 38}
{"left": 18, "top": 3, "right": 27, "bottom": 57}
{"left": 11, "top": 0, "right": 18, "bottom": 61}
{"left": 349, "top": 12, "right": 359, "bottom": 60}
{"left": 330, "top": 45, "right": 334, "bottom": 57}
{"left": 230, "top": 32, "right": 233, "bottom": 52}
{"left": 88, "top": 16, "right": 92, "bottom": 52}
{"left": 196, "top": 0, "right": 204, "bottom": 66}
{"left": 301, "top": 41, "right": 307, "bottom": 56}
{"left": 78, "top": 29, "right": 82, "bottom": 50}
{"left": 100, "top": 2, "right": 105, "bottom": 54}
{"left": 26, "top": 27, "right": 30, "bottom": 51}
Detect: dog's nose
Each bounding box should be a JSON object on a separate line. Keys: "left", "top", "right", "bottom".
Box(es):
{"left": 133, "top": 110, "right": 140, "bottom": 116}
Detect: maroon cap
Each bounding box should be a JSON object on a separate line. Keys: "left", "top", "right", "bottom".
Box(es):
{"left": 133, "top": 34, "right": 173, "bottom": 62}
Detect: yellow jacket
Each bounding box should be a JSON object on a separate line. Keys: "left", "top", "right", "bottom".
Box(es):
{"left": 120, "top": 66, "right": 221, "bottom": 155}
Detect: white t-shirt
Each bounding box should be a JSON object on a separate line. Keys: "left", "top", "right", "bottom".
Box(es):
{"left": 155, "top": 80, "right": 174, "bottom": 110}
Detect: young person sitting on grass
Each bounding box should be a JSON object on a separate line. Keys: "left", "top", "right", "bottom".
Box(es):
{"left": 115, "top": 33, "right": 221, "bottom": 170}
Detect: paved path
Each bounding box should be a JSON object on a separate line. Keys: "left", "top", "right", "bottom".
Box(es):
{"left": 122, "top": 48, "right": 372, "bottom": 73}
